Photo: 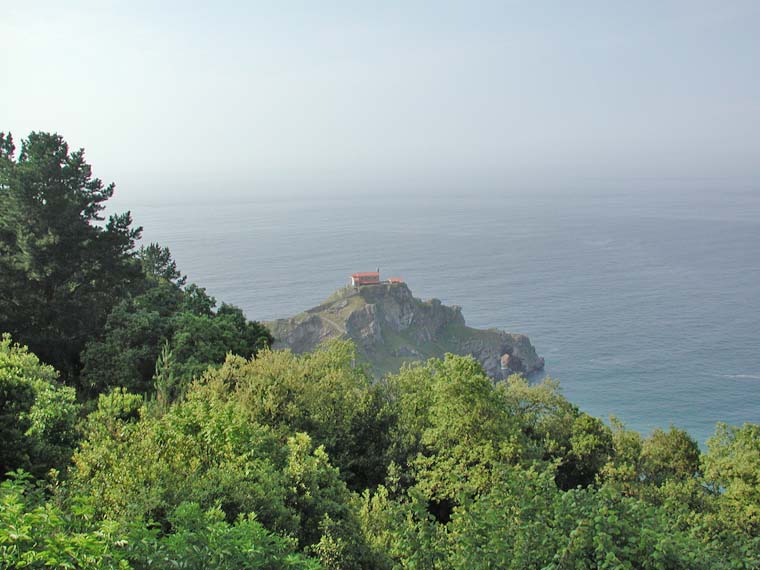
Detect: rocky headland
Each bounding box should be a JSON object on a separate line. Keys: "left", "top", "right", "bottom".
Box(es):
{"left": 267, "top": 282, "right": 544, "bottom": 379}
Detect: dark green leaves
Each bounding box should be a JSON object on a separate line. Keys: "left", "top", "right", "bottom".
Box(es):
{"left": 0, "top": 131, "right": 142, "bottom": 382}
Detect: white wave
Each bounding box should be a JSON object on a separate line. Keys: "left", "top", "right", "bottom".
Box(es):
{"left": 723, "top": 374, "right": 760, "bottom": 380}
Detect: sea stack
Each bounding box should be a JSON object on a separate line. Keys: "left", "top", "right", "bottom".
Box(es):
{"left": 267, "top": 275, "right": 544, "bottom": 379}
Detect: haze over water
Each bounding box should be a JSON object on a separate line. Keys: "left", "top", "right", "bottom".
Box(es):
{"left": 6, "top": 1, "right": 759, "bottom": 446}
{"left": 116, "top": 184, "right": 759, "bottom": 445}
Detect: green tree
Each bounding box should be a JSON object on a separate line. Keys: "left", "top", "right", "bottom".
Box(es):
{"left": 138, "top": 242, "right": 186, "bottom": 286}
{"left": 0, "top": 472, "right": 322, "bottom": 569}
{"left": 358, "top": 483, "right": 443, "bottom": 570}
{"left": 640, "top": 426, "right": 701, "bottom": 485}
{"left": 360, "top": 464, "right": 729, "bottom": 569}
{"left": 80, "top": 284, "right": 180, "bottom": 395}
{"left": 71, "top": 373, "right": 375, "bottom": 568}
{"left": 556, "top": 413, "right": 614, "bottom": 489}
{"left": 0, "top": 334, "right": 79, "bottom": 478}
{"left": 599, "top": 416, "right": 643, "bottom": 489}
{"left": 127, "top": 502, "right": 321, "bottom": 570}
{"left": 703, "top": 422, "right": 760, "bottom": 538}
{"left": 168, "top": 304, "right": 272, "bottom": 381}
{"left": 384, "top": 355, "right": 526, "bottom": 523}
{"left": 0, "top": 132, "right": 142, "bottom": 382}
{"left": 387, "top": 355, "right": 524, "bottom": 476}
{"left": 442, "top": 469, "right": 723, "bottom": 569}
{"left": 498, "top": 374, "right": 579, "bottom": 459}
{"left": 152, "top": 341, "right": 177, "bottom": 413}
{"left": 209, "top": 341, "right": 394, "bottom": 491}
{"left": 0, "top": 472, "right": 129, "bottom": 569}
{"left": 71, "top": 388, "right": 295, "bottom": 532}
{"left": 80, "top": 277, "right": 272, "bottom": 396}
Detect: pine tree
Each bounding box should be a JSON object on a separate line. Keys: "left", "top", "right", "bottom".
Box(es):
{"left": 0, "top": 132, "right": 143, "bottom": 383}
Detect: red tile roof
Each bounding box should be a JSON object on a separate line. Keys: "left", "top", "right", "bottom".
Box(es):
{"left": 352, "top": 272, "right": 380, "bottom": 278}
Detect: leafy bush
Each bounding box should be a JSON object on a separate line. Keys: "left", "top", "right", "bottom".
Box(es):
{"left": 0, "top": 334, "right": 79, "bottom": 478}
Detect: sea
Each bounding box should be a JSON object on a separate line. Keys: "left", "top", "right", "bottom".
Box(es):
{"left": 113, "top": 185, "right": 760, "bottom": 445}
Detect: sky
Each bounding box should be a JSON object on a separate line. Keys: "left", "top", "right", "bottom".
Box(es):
{"left": 2, "top": 1, "right": 759, "bottom": 199}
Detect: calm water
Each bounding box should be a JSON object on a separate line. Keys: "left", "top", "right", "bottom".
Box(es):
{"left": 114, "top": 187, "right": 760, "bottom": 444}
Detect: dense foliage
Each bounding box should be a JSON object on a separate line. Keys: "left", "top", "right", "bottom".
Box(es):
{"left": 0, "top": 132, "right": 142, "bottom": 381}
{"left": 0, "top": 472, "right": 319, "bottom": 569}
{"left": 80, "top": 276, "right": 272, "bottom": 397}
{"left": 0, "top": 132, "right": 272, "bottom": 396}
{"left": 1, "top": 132, "right": 759, "bottom": 568}
{"left": 4, "top": 338, "right": 759, "bottom": 568}
{"left": 0, "top": 335, "right": 79, "bottom": 478}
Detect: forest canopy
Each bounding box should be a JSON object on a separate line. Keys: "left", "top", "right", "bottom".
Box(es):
{"left": 1, "top": 132, "right": 759, "bottom": 569}
{"left": 0, "top": 131, "right": 272, "bottom": 397}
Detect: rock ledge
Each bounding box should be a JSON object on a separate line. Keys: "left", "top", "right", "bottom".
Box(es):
{"left": 267, "top": 282, "right": 544, "bottom": 379}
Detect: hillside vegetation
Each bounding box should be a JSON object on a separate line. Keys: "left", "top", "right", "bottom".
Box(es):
{"left": 1, "top": 132, "right": 759, "bottom": 568}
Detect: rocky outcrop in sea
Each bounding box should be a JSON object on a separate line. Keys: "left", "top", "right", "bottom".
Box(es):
{"left": 267, "top": 282, "right": 544, "bottom": 379}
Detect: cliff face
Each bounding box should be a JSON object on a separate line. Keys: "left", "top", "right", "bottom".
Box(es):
{"left": 267, "top": 282, "right": 544, "bottom": 379}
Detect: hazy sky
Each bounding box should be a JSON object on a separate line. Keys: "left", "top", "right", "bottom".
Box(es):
{"left": 2, "top": 1, "right": 759, "bottom": 198}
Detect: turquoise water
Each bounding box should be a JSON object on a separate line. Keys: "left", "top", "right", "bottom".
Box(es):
{"left": 117, "top": 187, "right": 760, "bottom": 444}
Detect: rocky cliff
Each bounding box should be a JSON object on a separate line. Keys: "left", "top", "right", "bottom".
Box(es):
{"left": 267, "top": 282, "right": 544, "bottom": 379}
